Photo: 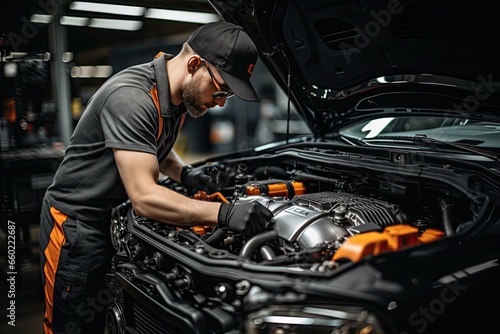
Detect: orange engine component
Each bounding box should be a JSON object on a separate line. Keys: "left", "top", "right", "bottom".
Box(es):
{"left": 190, "top": 181, "right": 306, "bottom": 235}
{"left": 193, "top": 191, "right": 229, "bottom": 202}
{"left": 190, "top": 226, "right": 211, "bottom": 236}
{"left": 245, "top": 181, "right": 306, "bottom": 198}
{"left": 332, "top": 225, "right": 444, "bottom": 263}
{"left": 177, "top": 225, "right": 212, "bottom": 236}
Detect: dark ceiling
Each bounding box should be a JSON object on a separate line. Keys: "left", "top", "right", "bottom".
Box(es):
{"left": 1, "top": 0, "right": 219, "bottom": 65}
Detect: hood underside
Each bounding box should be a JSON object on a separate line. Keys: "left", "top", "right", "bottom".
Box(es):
{"left": 209, "top": 0, "right": 500, "bottom": 136}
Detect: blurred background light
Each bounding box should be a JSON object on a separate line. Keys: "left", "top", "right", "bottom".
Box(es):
{"left": 60, "top": 16, "right": 89, "bottom": 26}
{"left": 145, "top": 8, "right": 220, "bottom": 24}
{"left": 70, "top": 65, "right": 113, "bottom": 78}
{"left": 30, "top": 14, "right": 53, "bottom": 24}
{"left": 70, "top": 1, "right": 146, "bottom": 16}
{"left": 88, "top": 18, "right": 143, "bottom": 31}
{"left": 3, "top": 62, "right": 18, "bottom": 78}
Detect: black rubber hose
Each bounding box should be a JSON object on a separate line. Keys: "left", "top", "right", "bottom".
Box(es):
{"left": 438, "top": 197, "right": 457, "bottom": 236}
{"left": 203, "top": 227, "right": 225, "bottom": 247}
{"left": 254, "top": 165, "right": 288, "bottom": 179}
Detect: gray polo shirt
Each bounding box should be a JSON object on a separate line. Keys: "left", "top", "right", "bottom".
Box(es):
{"left": 45, "top": 53, "right": 186, "bottom": 220}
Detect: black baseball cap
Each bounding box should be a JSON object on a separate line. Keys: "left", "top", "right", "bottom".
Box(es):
{"left": 187, "top": 21, "right": 260, "bottom": 102}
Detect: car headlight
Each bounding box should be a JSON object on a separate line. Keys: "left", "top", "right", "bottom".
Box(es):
{"left": 245, "top": 304, "right": 386, "bottom": 334}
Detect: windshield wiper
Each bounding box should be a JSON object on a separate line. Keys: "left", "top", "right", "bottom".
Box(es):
{"left": 365, "top": 134, "right": 500, "bottom": 162}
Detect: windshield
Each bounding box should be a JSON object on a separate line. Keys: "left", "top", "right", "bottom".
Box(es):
{"left": 339, "top": 116, "right": 500, "bottom": 148}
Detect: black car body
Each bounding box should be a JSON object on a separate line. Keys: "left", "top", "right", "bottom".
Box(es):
{"left": 105, "top": 1, "right": 500, "bottom": 333}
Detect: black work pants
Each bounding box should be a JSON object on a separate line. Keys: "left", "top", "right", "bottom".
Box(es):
{"left": 39, "top": 198, "right": 114, "bottom": 334}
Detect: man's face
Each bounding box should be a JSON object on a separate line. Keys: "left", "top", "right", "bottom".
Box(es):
{"left": 181, "top": 74, "right": 212, "bottom": 118}
{"left": 181, "top": 60, "right": 231, "bottom": 118}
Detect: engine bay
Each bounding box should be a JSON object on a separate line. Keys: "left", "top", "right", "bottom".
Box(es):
{"left": 111, "top": 146, "right": 486, "bottom": 272}
{"left": 105, "top": 145, "right": 500, "bottom": 334}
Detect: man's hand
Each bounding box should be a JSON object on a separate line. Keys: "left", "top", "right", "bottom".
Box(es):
{"left": 181, "top": 164, "right": 218, "bottom": 193}
{"left": 218, "top": 202, "right": 273, "bottom": 237}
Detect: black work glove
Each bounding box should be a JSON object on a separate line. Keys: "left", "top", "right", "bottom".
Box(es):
{"left": 218, "top": 202, "right": 274, "bottom": 237}
{"left": 181, "top": 164, "right": 218, "bottom": 193}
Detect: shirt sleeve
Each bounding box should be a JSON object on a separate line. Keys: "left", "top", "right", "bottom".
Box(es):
{"left": 101, "top": 86, "right": 159, "bottom": 155}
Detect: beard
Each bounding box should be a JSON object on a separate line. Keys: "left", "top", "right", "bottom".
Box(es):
{"left": 181, "top": 77, "right": 211, "bottom": 118}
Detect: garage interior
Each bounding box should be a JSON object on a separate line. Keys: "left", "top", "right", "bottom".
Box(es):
{"left": 1, "top": 1, "right": 294, "bottom": 333}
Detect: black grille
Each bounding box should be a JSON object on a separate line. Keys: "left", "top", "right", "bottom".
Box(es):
{"left": 133, "top": 301, "right": 180, "bottom": 334}
{"left": 293, "top": 191, "right": 407, "bottom": 227}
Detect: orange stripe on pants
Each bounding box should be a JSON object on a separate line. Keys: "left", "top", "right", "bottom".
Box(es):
{"left": 42, "top": 206, "right": 68, "bottom": 334}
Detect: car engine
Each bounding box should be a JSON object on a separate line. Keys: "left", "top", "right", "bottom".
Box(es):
{"left": 109, "top": 145, "right": 486, "bottom": 269}
{"left": 107, "top": 146, "right": 491, "bottom": 334}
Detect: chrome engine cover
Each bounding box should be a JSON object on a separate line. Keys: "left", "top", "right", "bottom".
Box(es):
{"left": 235, "top": 191, "right": 409, "bottom": 251}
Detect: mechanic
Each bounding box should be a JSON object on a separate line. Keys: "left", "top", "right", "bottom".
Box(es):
{"left": 39, "top": 21, "right": 274, "bottom": 334}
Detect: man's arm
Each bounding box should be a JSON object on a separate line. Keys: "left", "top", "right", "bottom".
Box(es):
{"left": 113, "top": 148, "right": 219, "bottom": 226}
{"left": 159, "top": 149, "right": 186, "bottom": 183}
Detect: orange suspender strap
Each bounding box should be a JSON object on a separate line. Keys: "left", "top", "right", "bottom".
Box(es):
{"left": 154, "top": 51, "right": 166, "bottom": 59}
{"left": 151, "top": 51, "right": 186, "bottom": 141}
{"left": 42, "top": 206, "right": 68, "bottom": 334}
{"left": 150, "top": 87, "right": 186, "bottom": 141}
{"left": 180, "top": 113, "right": 186, "bottom": 128}
{"left": 152, "top": 51, "right": 167, "bottom": 141}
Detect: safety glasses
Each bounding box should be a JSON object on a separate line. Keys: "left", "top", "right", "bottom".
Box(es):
{"left": 202, "top": 59, "right": 235, "bottom": 99}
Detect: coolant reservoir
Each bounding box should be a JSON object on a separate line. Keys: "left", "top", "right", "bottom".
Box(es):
{"left": 333, "top": 225, "right": 444, "bottom": 262}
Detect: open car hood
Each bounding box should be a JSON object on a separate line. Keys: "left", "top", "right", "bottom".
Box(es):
{"left": 208, "top": 0, "right": 500, "bottom": 138}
